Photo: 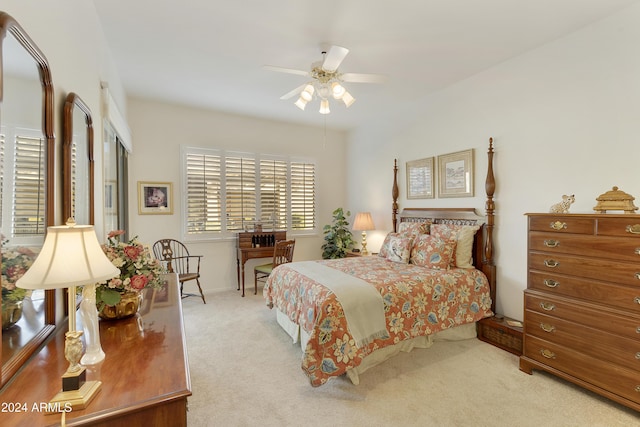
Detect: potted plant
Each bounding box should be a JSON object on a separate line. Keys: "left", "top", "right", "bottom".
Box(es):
{"left": 321, "top": 208, "right": 355, "bottom": 259}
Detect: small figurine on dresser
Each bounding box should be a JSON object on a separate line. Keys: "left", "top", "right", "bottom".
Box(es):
{"left": 549, "top": 194, "right": 575, "bottom": 213}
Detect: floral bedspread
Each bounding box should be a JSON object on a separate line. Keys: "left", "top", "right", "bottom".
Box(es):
{"left": 263, "top": 256, "right": 493, "bottom": 386}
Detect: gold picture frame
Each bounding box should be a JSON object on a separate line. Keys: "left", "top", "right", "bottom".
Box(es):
{"left": 138, "top": 181, "right": 173, "bottom": 215}
{"left": 438, "top": 149, "right": 474, "bottom": 198}
{"left": 406, "top": 157, "right": 434, "bottom": 199}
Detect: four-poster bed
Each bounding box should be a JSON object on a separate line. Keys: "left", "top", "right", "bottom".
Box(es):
{"left": 264, "top": 139, "right": 496, "bottom": 386}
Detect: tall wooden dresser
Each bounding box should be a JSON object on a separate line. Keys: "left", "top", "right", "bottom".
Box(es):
{"left": 520, "top": 213, "right": 640, "bottom": 411}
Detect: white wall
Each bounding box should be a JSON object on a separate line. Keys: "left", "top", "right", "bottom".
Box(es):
{"left": 126, "top": 97, "right": 348, "bottom": 295}
{"left": 348, "top": 4, "right": 640, "bottom": 321}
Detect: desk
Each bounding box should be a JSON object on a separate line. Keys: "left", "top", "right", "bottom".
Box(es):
{"left": 236, "top": 231, "right": 286, "bottom": 297}
{"left": 0, "top": 274, "right": 191, "bottom": 427}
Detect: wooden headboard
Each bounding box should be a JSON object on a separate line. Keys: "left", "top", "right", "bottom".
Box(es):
{"left": 391, "top": 138, "right": 496, "bottom": 313}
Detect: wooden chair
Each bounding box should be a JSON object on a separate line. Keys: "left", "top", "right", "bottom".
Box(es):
{"left": 253, "top": 239, "right": 296, "bottom": 295}
{"left": 153, "top": 239, "right": 206, "bottom": 304}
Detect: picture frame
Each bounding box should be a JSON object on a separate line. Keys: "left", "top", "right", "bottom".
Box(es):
{"left": 138, "top": 181, "right": 173, "bottom": 215}
{"left": 437, "top": 149, "right": 474, "bottom": 198}
{"left": 406, "top": 157, "right": 435, "bottom": 199}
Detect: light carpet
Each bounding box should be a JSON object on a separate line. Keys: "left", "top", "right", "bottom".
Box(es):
{"left": 181, "top": 290, "right": 640, "bottom": 427}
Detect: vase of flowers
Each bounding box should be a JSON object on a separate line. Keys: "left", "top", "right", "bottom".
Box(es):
{"left": 1, "top": 237, "right": 34, "bottom": 329}
{"left": 96, "top": 230, "right": 166, "bottom": 320}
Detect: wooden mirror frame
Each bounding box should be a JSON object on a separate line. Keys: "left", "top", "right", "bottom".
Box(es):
{"left": 0, "top": 12, "right": 56, "bottom": 388}
{"left": 63, "top": 92, "right": 95, "bottom": 224}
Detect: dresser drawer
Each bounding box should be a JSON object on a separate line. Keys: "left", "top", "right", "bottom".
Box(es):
{"left": 528, "top": 252, "right": 640, "bottom": 287}
{"left": 524, "top": 290, "right": 640, "bottom": 341}
{"left": 524, "top": 309, "right": 640, "bottom": 371}
{"left": 529, "top": 231, "right": 640, "bottom": 263}
{"left": 597, "top": 216, "right": 640, "bottom": 238}
{"left": 528, "top": 271, "right": 640, "bottom": 313}
{"left": 523, "top": 334, "right": 640, "bottom": 405}
{"left": 528, "top": 215, "right": 595, "bottom": 234}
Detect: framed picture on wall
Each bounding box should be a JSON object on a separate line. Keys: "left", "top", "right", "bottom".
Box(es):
{"left": 437, "top": 149, "right": 474, "bottom": 198}
{"left": 406, "top": 157, "right": 435, "bottom": 199}
{"left": 138, "top": 181, "right": 173, "bottom": 215}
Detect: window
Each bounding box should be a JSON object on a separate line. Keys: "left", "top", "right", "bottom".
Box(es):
{"left": 1, "top": 129, "right": 47, "bottom": 242}
{"left": 182, "top": 147, "right": 316, "bottom": 239}
{"left": 103, "top": 121, "right": 129, "bottom": 238}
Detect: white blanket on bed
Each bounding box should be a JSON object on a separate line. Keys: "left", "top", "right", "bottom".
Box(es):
{"left": 289, "top": 261, "right": 389, "bottom": 348}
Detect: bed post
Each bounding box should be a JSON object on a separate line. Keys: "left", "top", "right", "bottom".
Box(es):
{"left": 392, "top": 159, "right": 399, "bottom": 233}
{"left": 484, "top": 138, "right": 497, "bottom": 314}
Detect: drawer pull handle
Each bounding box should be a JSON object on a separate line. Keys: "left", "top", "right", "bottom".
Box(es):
{"left": 544, "top": 259, "right": 560, "bottom": 268}
{"left": 544, "top": 239, "right": 560, "bottom": 248}
{"left": 637, "top": 327, "right": 640, "bottom": 334}
{"left": 543, "top": 279, "right": 560, "bottom": 288}
{"left": 635, "top": 297, "right": 640, "bottom": 305}
{"left": 636, "top": 274, "right": 640, "bottom": 281}
{"left": 636, "top": 353, "right": 640, "bottom": 360}
{"left": 540, "top": 323, "right": 556, "bottom": 333}
{"left": 540, "top": 349, "right": 556, "bottom": 359}
{"left": 635, "top": 248, "right": 640, "bottom": 255}
{"left": 626, "top": 224, "right": 640, "bottom": 235}
{"left": 636, "top": 386, "right": 640, "bottom": 393}
{"left": 540, "top": 302, "right": 555, "bottom": 311}
{"left": 550, "top": 221, "right": 567, "bottom": 231}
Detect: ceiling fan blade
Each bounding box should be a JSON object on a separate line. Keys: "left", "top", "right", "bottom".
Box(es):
{"left": 341, "top": 72, "right": 387, "bottom": 83}
{"left": 263, "top": 65, "right": 309, "bottom": 77}
{"left": 322, "top": 45, "right": 349, "bottom": 72}
{"left": 279, "top": 84, "right": 306, "bottom": 100}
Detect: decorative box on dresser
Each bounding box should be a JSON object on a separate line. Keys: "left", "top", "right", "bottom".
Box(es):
{"left": 520, "top": 213, "right": 640, "bottom": 412}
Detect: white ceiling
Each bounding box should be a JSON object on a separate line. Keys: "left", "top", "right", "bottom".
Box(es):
{"left": 93, "top": 0, "right": 639, "bottom": 131}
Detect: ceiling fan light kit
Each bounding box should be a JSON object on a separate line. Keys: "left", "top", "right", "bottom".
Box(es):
{"left": 265, "top": 45, "right": 385, "bottom": 115}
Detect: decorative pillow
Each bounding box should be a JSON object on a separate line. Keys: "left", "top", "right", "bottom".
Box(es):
{"left": 430, "top": 224, "right": 480, "bottom": 269}
{"left": 410, "top": 234, "right": 456, "bottom": 269}
{"left": 378, "top": 233, "right": 413, "bottom": 263}
{"left": 397, "top": 220, "right": 431, "bottom": 238}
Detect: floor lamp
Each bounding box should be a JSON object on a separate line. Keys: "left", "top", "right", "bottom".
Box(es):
{"left": 17, "top": 219, "right": 119, "bottom": 411}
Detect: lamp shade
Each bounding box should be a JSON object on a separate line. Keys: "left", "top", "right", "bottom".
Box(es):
{"left": 353, "top": 212, "right": 375, "bottom": 231}
{"left": 16, "top": 223, "right": 119, "bottom": 290}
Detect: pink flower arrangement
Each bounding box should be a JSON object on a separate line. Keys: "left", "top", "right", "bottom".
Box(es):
{"left": 96, "top": 230, "right": 166, "bottom": 308}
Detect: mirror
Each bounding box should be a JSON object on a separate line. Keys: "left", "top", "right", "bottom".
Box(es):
{"left": 0, "top": 12, "right": 55, "bottom": 388}
{"left": 63, "top": 93, "right": 94, "bottom": 224}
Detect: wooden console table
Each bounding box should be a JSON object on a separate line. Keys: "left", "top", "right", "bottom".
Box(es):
{"left": 236, "top": 231, "right": 286, "bottom": 297}
{"left": 0, "top": 273, "right": 191, "bottom": 427}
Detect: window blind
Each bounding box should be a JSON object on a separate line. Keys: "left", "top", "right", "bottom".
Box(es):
{"left": 186, "top": 152, "right": 222, "bottom": 233}
{"left": 13, "top": 135, "right": 46, "bottom": 236}
{"left": 183, "top": 147, "right": 316, "bottom": 238}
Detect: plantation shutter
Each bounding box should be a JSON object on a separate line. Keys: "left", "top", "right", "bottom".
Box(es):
{"left": 13, "top": 135, "right": 46, "bottom": 236}
{"left": 225, "top": 155, "right": 256, "bottom": 231}
{"left": 259, "top": 158, "right": 287, "bottom": 229}
{"left": 290, "top": 161, "right": 315, "bottom": 230}
{"left": 186, "top": 152, "right": 222, "bottom": 233}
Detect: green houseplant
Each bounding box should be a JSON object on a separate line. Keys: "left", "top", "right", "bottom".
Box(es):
{"left": 321, "top": 208, "right": 355, "bottom": 259}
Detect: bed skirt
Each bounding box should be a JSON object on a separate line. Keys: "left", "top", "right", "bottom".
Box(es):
{"left": 275, "top": 308, "right": 478, "bottom": 385}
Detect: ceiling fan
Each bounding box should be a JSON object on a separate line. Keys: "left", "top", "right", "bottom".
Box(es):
{"left": 264, "top": 45, "right": 385, "bottom": 114}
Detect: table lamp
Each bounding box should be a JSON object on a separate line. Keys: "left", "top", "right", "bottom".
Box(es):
{"left": 16, "top": 219, "right": 119, "bottom": 411}
{"left": 353, "top": 212, "right": 375, "bottom": 255}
